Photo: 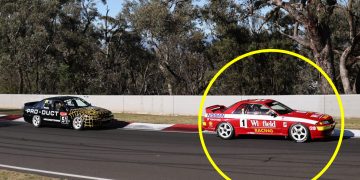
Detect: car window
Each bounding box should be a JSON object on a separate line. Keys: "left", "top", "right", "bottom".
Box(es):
{"left": 54, "top": 101, "right": 65, "bottom": 111}
{"left": 43, "top": 100, "right": 53, "bottom": 109}
{"left": 267, "top": 101, "right": 293, "bottom": 115}
{"left": 245, "top": 104, "right": 271, "bottom": 115}
{"left": 233, "top": 104, "right": 247, "bottom": 114}
{"left": 34, "top": 101, "right": 44, "bottom": 108}
{"left": 64, "top": 98, "right": 91, "bottom": 108}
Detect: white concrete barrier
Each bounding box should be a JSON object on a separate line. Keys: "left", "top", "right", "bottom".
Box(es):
{"left": 0, "top": 94, "right": 359, "bottom": 118}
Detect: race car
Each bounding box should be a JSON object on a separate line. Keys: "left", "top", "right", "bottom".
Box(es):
{"left": 23, "top": 96, "right": 114, "bottom": 130}
{"left": 203, "top": 99, "right": 336, "bottom": 142}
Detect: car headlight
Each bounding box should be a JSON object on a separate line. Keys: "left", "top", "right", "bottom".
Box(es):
{"left": 317, "top": 121, "right": 330, "bottom": 125}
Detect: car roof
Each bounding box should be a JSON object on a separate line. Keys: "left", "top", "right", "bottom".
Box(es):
{"left": 239, "top": 99, "right": 275, "bottom": 105}
{"left": 43, "top": 96, "right": 80, "bottom": 101}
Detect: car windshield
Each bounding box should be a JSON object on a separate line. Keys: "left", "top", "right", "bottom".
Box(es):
{"left": 64, "top": 98, "right": 91, "bottom": 108}
{"left": 267, "top": 101, "right": 293, "bottom": 115}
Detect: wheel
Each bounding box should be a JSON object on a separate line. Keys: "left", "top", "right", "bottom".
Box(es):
{"left": 72, "top": 117, "right": 84, "bottom": 130}
{"left": 32, "top": 115, "right": 42, "bottom": 128}
{"left": 217, "top": 122, "right": 234, "bottom": 140}
{"left": 289, "top": 123, "right": 310, "bottom": 143}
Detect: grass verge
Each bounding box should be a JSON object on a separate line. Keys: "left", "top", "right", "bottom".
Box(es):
{"left": 0, "top": 169, "right": 61, "bottom": 180}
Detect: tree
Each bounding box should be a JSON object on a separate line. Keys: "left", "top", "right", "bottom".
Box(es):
{"left": 332, "top": 0, "right": 360, "bottom": 93}
{"left": 251, "top": 0, "right": 339, "bottom": 94}
{"left": 123, "top": 0, "right": 208, "bottom": 95}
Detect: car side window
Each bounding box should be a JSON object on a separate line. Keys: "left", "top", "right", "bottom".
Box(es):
{"left": 245, "top": 104, "right": 271, "bottom": 115}
{"left": 233, "top": 104, "right": 247, "bottom": 114}
{"left": 35, "top": 101, "right": 44, "bottom": 109}
{"left": 54, "top": 101, "right": 66, "bottom": 111}
{"left": 43, "top": 100, "right": 52, "bottom": 110}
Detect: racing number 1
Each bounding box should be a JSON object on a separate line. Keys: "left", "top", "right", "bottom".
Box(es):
{"left": 240, "top": 118, "right": 247, "bottom": 128}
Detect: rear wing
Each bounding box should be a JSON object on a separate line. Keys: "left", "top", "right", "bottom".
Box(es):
{"left": 205, "top": 105, "right": 226, "bottom": 113}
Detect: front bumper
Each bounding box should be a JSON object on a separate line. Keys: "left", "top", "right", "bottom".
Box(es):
{"left": 84, "top": 115, "right": 114, "bottom": 128}
{"left": 311, "top": 122, "right": 336, "bottom": 139}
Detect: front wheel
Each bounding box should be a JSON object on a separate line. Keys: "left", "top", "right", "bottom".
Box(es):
{"left": 72, "top": 117, "right": 84, "bottom": 130}
{"left": 217, "top": 122, "right": 234, "bottom": 140}
{"left": 32, "top": 115, "right": 42, "bottom": 128}
{"left": 289, "top": 123, "right": 310, "bottom": 143}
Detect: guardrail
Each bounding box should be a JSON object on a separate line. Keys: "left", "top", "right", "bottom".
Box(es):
{"left": 0, "top": 94, "right": 359, "bottom": 118}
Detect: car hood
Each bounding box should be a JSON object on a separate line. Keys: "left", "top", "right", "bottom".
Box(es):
{"left": 69, "top": 106, "right": 112, "bottom": 118}
{"left": 282, "top": 110, "right": 332, "bottom": 121}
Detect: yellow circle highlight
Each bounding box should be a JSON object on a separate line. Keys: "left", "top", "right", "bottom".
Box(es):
{"left": 197, "top": 49, "right": 345, "bottom": 180}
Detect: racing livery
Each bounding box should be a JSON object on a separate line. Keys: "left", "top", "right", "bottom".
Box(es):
{"left": 23, "top": 96, "right": 114, "bottom": 130}
{"left": 203, "top": 99, "right": 336, "bottom": 142}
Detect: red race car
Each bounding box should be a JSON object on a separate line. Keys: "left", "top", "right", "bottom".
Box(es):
{"left": 203, "top": 99, "right": 336, "bottom": 143}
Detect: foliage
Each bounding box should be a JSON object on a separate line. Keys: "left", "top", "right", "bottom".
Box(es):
{"left": 0, "top": 0, "right": 358, "bottom": 95}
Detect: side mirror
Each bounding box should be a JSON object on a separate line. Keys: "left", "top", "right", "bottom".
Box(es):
{"left": 270, "top": 111, "right": 278, "bottom": 117}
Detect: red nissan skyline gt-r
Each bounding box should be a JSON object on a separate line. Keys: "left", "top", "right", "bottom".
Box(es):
{"left": 203, "top": 99, "right": 336, "bottom": 143}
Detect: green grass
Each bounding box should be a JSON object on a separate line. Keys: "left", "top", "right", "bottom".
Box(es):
{"left": 1, "top": 109, "right": 359, "bottom": 129}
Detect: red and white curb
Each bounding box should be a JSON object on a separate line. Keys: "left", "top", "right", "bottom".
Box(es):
{"left": 0, "top": 115, "right": 359, "bottom": 137}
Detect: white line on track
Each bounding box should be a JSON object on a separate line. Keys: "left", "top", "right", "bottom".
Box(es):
{"left": 0, "top": 164, "right": 112, "bottom": 180}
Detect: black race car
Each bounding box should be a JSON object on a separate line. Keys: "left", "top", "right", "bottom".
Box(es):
{"left": 23, "top": 96, "right": 114, "bottom": 130}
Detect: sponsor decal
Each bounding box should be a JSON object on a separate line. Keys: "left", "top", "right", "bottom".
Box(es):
{"left": 283, "top": 122, "right": 287, "bottom": 127}
{"left": 60, "top": 112, "right": 68, "bottom": 116}
{"left": 41, "top": 110, "right": 59, "bottom": 116}
{"left": 209, "top": 121, "right": 213, "bottom": 127}
{"left": 309, "top": 126, "right": 316, "bottom": 131}
{"left": 249, "top": 120, "right": 276, "bottom": 128}
{"left": 255, "top": 129, "right": 273, "bottom": 133}
{"left": 26, "top": 109, "right": 59, "bottom": 116}
{"left": 263, "top": 121, "right": 276, "bottom": 128}
{"left": 206, "top": 113, "right": 225, "bottom": 118}
{"left": 250, "top": 120, "right": 259, "bottom": 126}
{"left": 61, "top": 116, "right": 69, "bottom": 124}
{"left": 26, "top": 109, "right": 39, "bottom": 114}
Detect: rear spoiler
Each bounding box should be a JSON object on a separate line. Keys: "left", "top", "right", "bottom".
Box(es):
{"left": 206, "top": 105, "right": 226, "bottom": 113}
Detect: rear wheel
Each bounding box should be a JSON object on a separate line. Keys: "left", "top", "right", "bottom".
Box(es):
{"left": 32, "top": 115, "right": 42, "bottom": 128}
{"left": 217, "top": 122, "right": 234, "bottom": 140}
{"left": 72, "top": 117, "right": 84, "bottom": 130}
{"left": 289, "top": 123, "right": 310, "bottom": 143}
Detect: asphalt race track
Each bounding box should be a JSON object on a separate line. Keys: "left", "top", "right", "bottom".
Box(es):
{"left": 0, "top": 121, "right": 359, "bottom": 180}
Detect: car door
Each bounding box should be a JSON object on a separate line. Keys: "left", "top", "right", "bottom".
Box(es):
{"left": 41, "top": 100, "right": 60, "bottom": 123}
{"left": 231, "top": 103, "right": 248, "bottom": 134}
{"left": 55, "top": 101, "right": 70, "bottom": 125}
{"left": 244, "top": 104, "right": 281, "bottom": 135}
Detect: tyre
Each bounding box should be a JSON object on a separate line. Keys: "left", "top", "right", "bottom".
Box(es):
{"left": 72, "top": 116, "right": 84, "bottom": 130}
{"left": 289, "top": 123, "right": 310, "bottom": 143}
{"left": 217, "top": 122, "right": 234, "bottom": 140}
{"left": 32, "top": 115, "right": 42, "bottom": 128}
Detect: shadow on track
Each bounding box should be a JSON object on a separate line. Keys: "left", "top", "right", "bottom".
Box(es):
{"left": 231, "top": 134, "right": 351, "bottom": 143}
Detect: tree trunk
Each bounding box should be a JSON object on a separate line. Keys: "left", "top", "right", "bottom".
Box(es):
{"left": 355, "top": 72, "right": 360, "bottom": 94}
{"left": 18, "top": 66, "right": 24, "bottom": 94}
{"left": 339, "top": 47, "right": 355, "bottom": 94}
{"left": 308, "top": 22, "right": 336, "bottom": 94}
{"left": 159, "top": 63, "right": 173, "bottom": 95}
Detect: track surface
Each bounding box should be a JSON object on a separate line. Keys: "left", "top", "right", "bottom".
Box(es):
{"left": 0, "top": 121, "right": 359, "bottom": 180}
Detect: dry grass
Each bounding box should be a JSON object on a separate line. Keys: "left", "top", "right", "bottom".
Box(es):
{"left": 114, "top": 113, "right": 199, "bottom": 125}
{"left": 335, "top": 118, "right": 360, "bottom": 129}
{"left": 0, "top": 169, "right": 62, "bottom": 180}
